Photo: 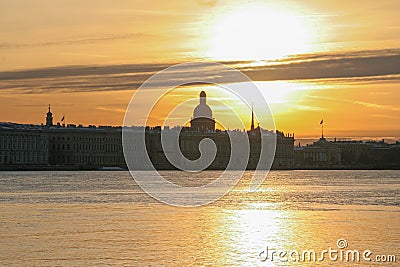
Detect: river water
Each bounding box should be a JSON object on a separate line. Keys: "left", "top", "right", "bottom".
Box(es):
{"left": 0, "top": 170, "right": 399, "bottom": 266}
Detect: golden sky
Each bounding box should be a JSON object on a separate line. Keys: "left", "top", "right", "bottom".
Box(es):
{"left": 0, "top": 0, "right": 399, "bottom": 139}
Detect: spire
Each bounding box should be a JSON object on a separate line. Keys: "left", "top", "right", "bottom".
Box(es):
{"left": 46, "top": 104, "right": 53, "bottom": 126}
{"left": 250, "top": 104, "right": 255, "bottom": 131}
{"left": 320, "top": 118, "right": 324, "bottom": 139}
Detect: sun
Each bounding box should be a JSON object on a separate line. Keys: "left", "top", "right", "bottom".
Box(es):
{"left": 205, "top": 3, "right": 314, "bottom": 61}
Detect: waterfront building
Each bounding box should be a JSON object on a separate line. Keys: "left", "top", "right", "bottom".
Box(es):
{"left": 46, "top": 125, "right": 124, "bottom": 168}
{"left": 294, "top": 137, "right": 341, "bottom": 168}
{"left": 0, "top": 123, "right": 48, "bottom": 167}
{"left": 0, "top": 92, "right": 295, "bottom": 170}
{"left": 294, "top": 134, "right": 400, "bottom": 169}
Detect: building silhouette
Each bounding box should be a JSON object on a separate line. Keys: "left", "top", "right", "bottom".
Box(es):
{"left": 1, "top": 97, "right": 398, "bottom": 170}
{"left": 1, "top": 94, "right": 399, "bottom": 170}
{"left": 294, "top": 129, "right": 400, "bottom": 169}
{"left": 140, "top": 91, "right": 295, "bottom": 170}
{"left": 47, "top": 125, "right": 124, "bottom": 168}
{"left": 294, "top": 137, "right": 341, "bottom": 168}
{"left": 0, "top": 123, "right": 48, "bottom": 166}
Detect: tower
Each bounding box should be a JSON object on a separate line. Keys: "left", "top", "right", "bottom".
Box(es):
{"left": 46, "top": 104, "right": 53, "bottom": 126}
{"left": 190, "top": 91, "right": 215, "bottom": 132}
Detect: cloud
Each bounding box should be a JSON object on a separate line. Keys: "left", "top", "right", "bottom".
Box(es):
{"left": 245, "top": 49, "right": 400, "bottom": 81}
{"left": 0, "top": 63, "right": 169, "bottom": 80}
{"left": 0, "top": 48, "right": 398, "bottom": 94}
{"left": 0, "top": 62, "right": 247, "bottom": 93}
{"left": 97, "top": 106, "right": 127, "bottom": 113}
{"left": 301, "top": 74, "right": 400, "bottom": 85}
{"left": 307, "top": 95, "right": 400, "bottom": 111}
{"left": 0, "top": 32, "right": 151, "bottom": 49}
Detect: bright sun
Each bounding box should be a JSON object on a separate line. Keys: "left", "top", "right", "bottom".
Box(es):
{"left": 206, "top": 4, "right": 314, "bottom": 61}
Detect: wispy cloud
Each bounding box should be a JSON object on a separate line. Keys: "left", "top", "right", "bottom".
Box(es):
{"left": 96, "top": 106, "right": 127, "bottom": 113}
{"left": 307, "top": 95, "right": 400, "bottom": 111}
{"left": 0, "top": 49, "right": 398, "bottom": 94}
{"left": 0, "top": 32, "right": 152, "bottom": 49}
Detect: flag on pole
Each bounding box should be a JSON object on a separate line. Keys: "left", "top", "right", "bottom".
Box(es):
{"left": 320, "top": 119, "right": 323, "bottom": 125}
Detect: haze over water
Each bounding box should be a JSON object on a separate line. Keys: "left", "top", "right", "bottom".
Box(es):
{"left": 0, "top": 170, "right": 398, "bottom": 266}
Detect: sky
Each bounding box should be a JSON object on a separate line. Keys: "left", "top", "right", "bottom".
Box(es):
{"left": 0, "top": 0, "right": 399, "bottom": 139}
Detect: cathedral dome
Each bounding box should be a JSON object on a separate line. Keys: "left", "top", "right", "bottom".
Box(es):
{"left": 193, "top": 91, "right": 212, "bottom": 119}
